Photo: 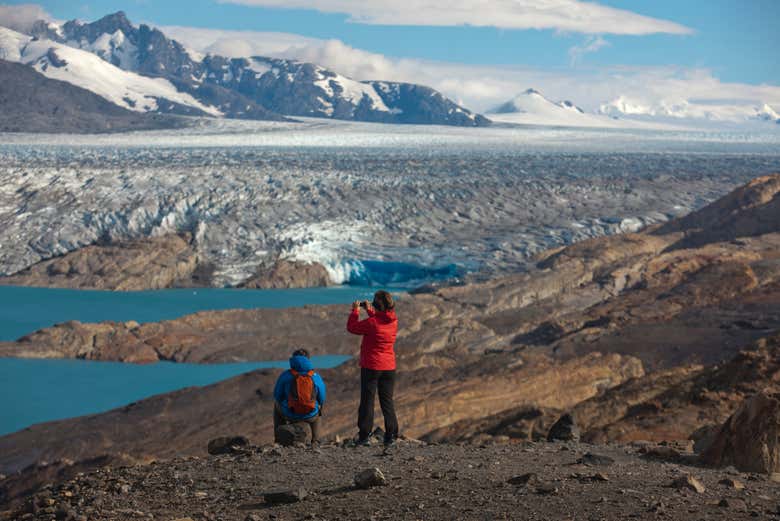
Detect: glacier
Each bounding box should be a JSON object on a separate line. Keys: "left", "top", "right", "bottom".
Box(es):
{"left": 0, "top": 119, "right": 778, "bottom": 287}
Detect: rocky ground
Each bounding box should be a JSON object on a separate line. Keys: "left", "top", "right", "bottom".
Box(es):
{"left": 4, "top": 440, "right": 780, "bottom": 521}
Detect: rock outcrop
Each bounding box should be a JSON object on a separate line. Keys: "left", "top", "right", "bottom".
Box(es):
{"left": 702, "top": 391, "right": 780, "bottom": 473}
{"left": 239, "top": 259, "right": 332, "bottom": 289}
{"left": 0, "top": 234, "right": 205, "bottom": 290}
{"left": 0, "top": 237, "right": 334, "bottom": 291}
{"left": 427, "top": 333, "right": 780, "bottom": 446}
{"left": 652, "top": 174, "right": 780, "bottom": 249}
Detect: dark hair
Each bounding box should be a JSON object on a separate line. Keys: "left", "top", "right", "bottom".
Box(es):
{"left": 292, "top": 348, "right": 310, "bottom": 358}
{"left": 372, "top": 290, "right": 394, "bottom": 312}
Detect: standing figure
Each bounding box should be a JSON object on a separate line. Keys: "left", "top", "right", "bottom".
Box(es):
{"left": 347, "top": 290, "right": 399, "bottom": 446}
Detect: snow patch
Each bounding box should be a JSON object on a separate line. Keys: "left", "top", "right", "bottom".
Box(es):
{"left": 0, "top": 27, "right": 222, "bottom": 117}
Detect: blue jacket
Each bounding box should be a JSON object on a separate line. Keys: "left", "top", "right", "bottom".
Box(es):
{"left": 273, "top": 355, "right": 326, "bottom": 420}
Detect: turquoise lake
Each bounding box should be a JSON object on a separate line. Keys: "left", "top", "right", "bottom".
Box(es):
{"left": 0, "top": 355, "right": 351, "bottom": 436}
{"left": 0, "top": 285, "right": 384, "bottom": 341}
{"left": 0, "top": 285, "right": 377, "bottom": 436}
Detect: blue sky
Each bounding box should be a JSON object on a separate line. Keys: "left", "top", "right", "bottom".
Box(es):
{"left": 9, "top": 0, "right": 778, "bottom": 85}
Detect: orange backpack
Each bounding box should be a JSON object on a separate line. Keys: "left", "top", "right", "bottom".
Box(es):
{"left": 287, "top": 369, "right": 317, "bottom": 414}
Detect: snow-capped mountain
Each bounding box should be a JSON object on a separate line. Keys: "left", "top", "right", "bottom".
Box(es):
{"left": 488, "top": 89, "right": 622, "bottom": 128}
{"left": 22, "top": 11, "right": 489, "bottom": 127}
{"left": 491, "top": 89, "right": 585, "bottom": 115}
{"left": 0, "top": 58, "right": 179, "bottom": 133}
{"left": 754, "top": 103, "right": 780, "bottom": 124}
{"left": 0, "top": 26, "right": 221, "bottom": 117}
{"left": 488, "top": 88, "right": 780, "bottom": 129}
{"left": 599, "top": 96, "right": 780, "bottom": 125}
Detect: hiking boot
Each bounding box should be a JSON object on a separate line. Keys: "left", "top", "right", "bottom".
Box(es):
{"left": 357, "top": 437, "right": 372, "bottom": 447}
{"left": 383, "top": 437, "right": 397, "bottom": 448}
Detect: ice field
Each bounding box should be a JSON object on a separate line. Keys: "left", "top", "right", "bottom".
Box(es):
{"left": 1, "top": 118, "right": 779, "bottom": 286}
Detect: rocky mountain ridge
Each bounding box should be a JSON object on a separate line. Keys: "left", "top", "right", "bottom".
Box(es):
{"left": 0, "top": 59, "right": 181, "bottom": 133}
{"left": 18, "top": 11, "right": 488, "bottom": 127}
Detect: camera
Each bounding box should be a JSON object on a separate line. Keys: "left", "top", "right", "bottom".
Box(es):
{"left": 359, "top": 300, "right": 368, "bottom": 308}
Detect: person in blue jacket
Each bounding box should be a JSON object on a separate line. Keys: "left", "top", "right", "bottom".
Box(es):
{"left": 273, "top": 348, "right": 326, "bottom": 444}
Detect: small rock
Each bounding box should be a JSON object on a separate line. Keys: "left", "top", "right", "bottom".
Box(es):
{"left": 244, "top": 515, "right": 262, "bottom": 521}
{"left": 718, "top": 477, "right": 745, "bottom": 490}
{"left": 507, "top": 473, "right": 537, "bottom": 485}
{"left": 354, "top": 468, "right": 387, "bottom": 489}
{"left": 547, "top": 413, "right": 580, "bottom": 442}
{"left": 275, "top": 424, "right": 309, "bottom": 447}
{"left": 207, "top": 436, "right": 249, "bottom": 455}
{"left": 672, "top": 475, "right": 706, "bottom": 494}
{"left": 264, "top": 488, "right": 307, "bottom": 504}
{"left": 578, "top": 453, "right": 615, "bottom": 466}
{"left": 591, "top": 472, "right": 609, "bottom": 482}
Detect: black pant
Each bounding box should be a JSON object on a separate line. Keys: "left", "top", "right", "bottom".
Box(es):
{"left": 358, "top": 368, "right": 398, "bottom": 441}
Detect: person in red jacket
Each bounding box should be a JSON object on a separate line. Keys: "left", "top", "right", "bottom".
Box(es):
{"left": 347, "top": 289, "right": 399, "bottom": 446}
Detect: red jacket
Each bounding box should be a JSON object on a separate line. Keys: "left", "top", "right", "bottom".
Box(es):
{"left": 347, "top": 307, "right": 398, "bottom": 370}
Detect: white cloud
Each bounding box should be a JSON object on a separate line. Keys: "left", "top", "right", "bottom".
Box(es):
{"left": 219, "top": 0, "right": 693, "bottom": 35}
{"left": 160, "top": 25, "right": 323, "bottom": 58}
{"left": 164, "top": 25, "right": 780, "bottom": 121}
{"left": 568, "top": 35, "right": 609, "bottom": 66}
{"left": 0, "top": 3, "right": 54, "bottom": 33}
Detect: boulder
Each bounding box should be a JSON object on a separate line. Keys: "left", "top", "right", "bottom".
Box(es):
{"left": 207, "top": 436, "right": 249, "bottom": 455}
{"left": 718, "top": 477, "right": 745, "bottom": 490}
{"left": 507, "top": 473, "right": 537, "bottom": 486}
{"left": 672, "top": 475, "right": 705, "bottom": 494}
{"left": 701, "top": 391, "right": 780, "bottom": 474}
{"left": 274, "top": 424, "right": 309, "bottom": 447}
{"left": 547, "top": 413, "right": 580, "bottom": 442}
{"left": 354, "top": 468, "right": 387, "bottom": 489}
{"left": 577, "top": 453, "right": 615, "bottom": 466}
